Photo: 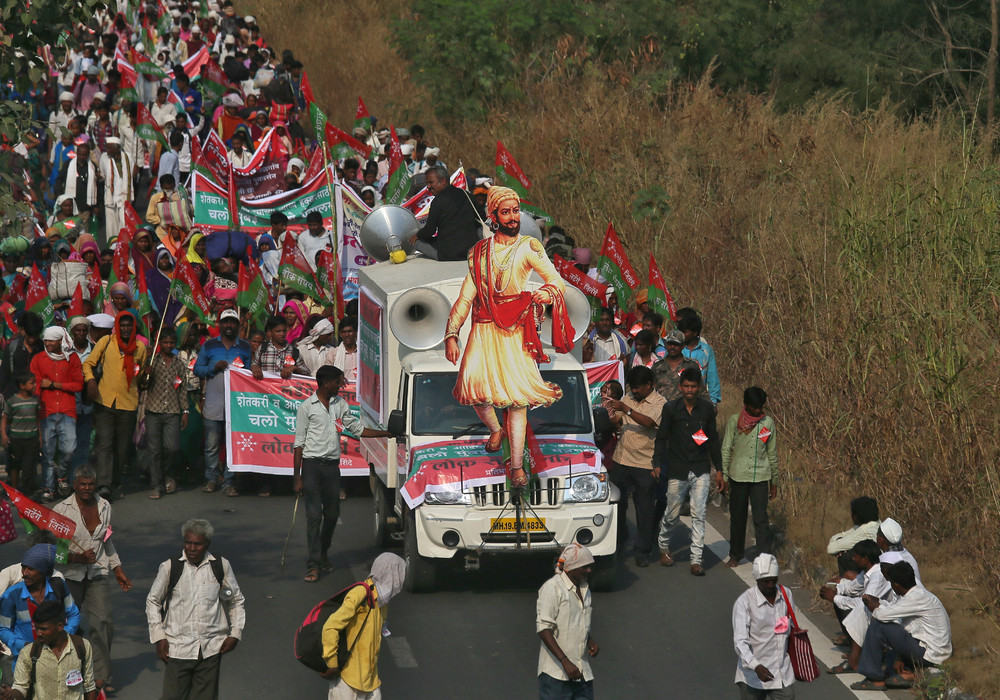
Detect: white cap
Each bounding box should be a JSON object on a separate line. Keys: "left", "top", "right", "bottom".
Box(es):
{"left": 219, "top": 309, "right": 240, "bottom": 322}
{"left": 244, "top": 15, "right": 256, "bottom": 23}
{"left": 87, "top": 313, "right": 115, "bottom": 329}
{"left": 752, "top": 553, "right": 779, "bottom": 580}
{"left": 880, "top": 518, "right": 903, "bottom": 544}
{"left": 191, "top": 26, "right": 202, "bottom": 34}
{"left": 93, "top": 91, "right": 107, "bottom": 101}
{"left": 105, "top": 136, "right": 121, "bottom": 145}
{"left": 59, "top": 91, "right": 73, "bottom": 102}
{"left": 400, "top": 144, "right": 413, "bottom": 156}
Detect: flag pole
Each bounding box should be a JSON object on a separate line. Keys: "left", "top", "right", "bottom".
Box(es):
{"left": 320, "top": 142, "right": 340, "bottom": 342}
{"left": 147, "top": 305, "right": 170, "bottom": 366}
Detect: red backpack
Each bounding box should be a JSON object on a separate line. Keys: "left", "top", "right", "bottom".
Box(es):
{"left": 293, "top": 581, "right": 375, "bottom": 674}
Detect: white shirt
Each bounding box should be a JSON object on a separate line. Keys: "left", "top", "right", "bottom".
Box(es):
{"left": 589, "top": 330, "right": 627, "bottom": 362}
{"left": 145, "top": 553, "right": 245, "bottom": 660}
{"left": 826, "top": 520, "right": 881, "bottom": 555}
{"left": 293, "top": 393, "right": 363, "bottom": 460}
{"left": 297, "top": 229, "right": 334, "bottom": 271}
{"left": 52, "top": 494, "right": 122, "bottom": 581}
{"left": 151, "top": 101, "right": 177, "bottom": 129}
{"left": 732, "top": 585, "right": 796, "bottom": 690}
{"left": 331, "top": 344, "right": 357, "bottom": 382}
{"left": 227, "top": 148, "right": 253, "bottom": 168}
{"left": 834, "top": 563, "right": 894, "bottom": 612}
{"left": 872, "top": 586, "right": 952, "bottom": 665}
{"left": 536, "top": 571, "right": 593, "bottom": 682}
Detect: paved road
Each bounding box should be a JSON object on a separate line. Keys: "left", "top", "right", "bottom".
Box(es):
{"left": 3, "top": 479, "right": 908, "bottom": 699}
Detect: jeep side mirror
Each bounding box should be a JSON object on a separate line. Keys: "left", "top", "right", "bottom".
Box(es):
{"left": 387, "top": 409, "right": 406, "bottom": 436}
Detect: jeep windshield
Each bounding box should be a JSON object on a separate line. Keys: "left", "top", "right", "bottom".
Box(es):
{"left": 410, "top": 371, "right": 593, "bottom": 437}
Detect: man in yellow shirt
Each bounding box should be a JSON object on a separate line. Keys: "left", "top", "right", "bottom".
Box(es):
{"left": 321, "top": 554, "right": 405, "bottom": 699}
{"left": 81, "top": 312, "right": 147, "bottom": 500}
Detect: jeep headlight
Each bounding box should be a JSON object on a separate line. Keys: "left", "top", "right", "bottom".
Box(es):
{"left": 423, "top": 487, "right": 471, "bottom": 505}
{"left": 564, "top": 474, "right": 608, "bottom": 503}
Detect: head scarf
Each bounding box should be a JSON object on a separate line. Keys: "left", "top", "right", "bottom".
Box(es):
{"left": 52, "top": 239, "right": 73, "bottom": 261}
{"left": 257, "top": 233, "right": 276, "bottom": 252}
{"left": 282, "top": 300, "right": 308, "bottom": 343}
{"left": 113, "top": 310, "right": 139, "bottom": 387}
{"left": 52, "top": 194, "right": 80, "bottom": 218}
{"left": 635, "top": 289, "right": 648, "bottom": 306}
{"left": 752, "top": 553, "right": 779, "bottom": 580}
{"left": 369, "top": 553, "right": 405, "bottom": 607}
{"left": 306, "top": 318, "right": 334, "bottom": 342}
{"left": 22, "top": 544, "right": 56, "bottom": 577}
{"left": 556, "top": 543, "right": 595, "bottom": 573}
{"left": 75, "top": 233, "right": 100, "bottom": 259}
{"left": 147, "top": 248, "right": 178, "bottom": 327}
{"left": 485, "top": 186, "right": 519, "bottom": 216}
{"left": 26, "top": 237, "right": 55, "bottom": 270}
{"left": 573, "top": 248, "right": 591, "bottom": 265}
{"left": 186, "top": 231, "right": 206, "bottom": 265}
{"left": 132, "top": 228, "right": 157, "bottom": 275}
{"left": 68, "top": 316, "right": 90, "bottom": 331}
{"left": 108, "top": 281, "right": 133, "bottom": 307}
{"left": 42, "top": 326, "right": 71, "bottom": 361}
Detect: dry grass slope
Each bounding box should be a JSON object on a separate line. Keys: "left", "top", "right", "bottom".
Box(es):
{"left": 246, "top": 1, "right": 1000, "bottom": 694}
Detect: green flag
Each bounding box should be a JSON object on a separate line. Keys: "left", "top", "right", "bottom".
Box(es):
{"left": 494, "top": 141, "right": 552, "bottom": 223}
{"left": 26, "top": 264, "right": 54, "bottom": 325}
{"left": 596, "top": 222, "right": 641, "bottom": 310}
{"left": 308, "top": 102, "right": 328, "bottom": 140}
{"left": 136, "top": 102, "right": 168, "bottom": 148}
{"left": 277, "top": 242, "right": 322, "bottom": 300}
{"left": 238, "top": 258, "right": 269, "bottom": 325}
{"left": 21, "top": 520, "right": 71, "bottom": 564}
{"left": 383, "top": 128, "right": 410, "bottom": 205}
{"left": 170, "top": 257, "right": 213, "bottom": 323}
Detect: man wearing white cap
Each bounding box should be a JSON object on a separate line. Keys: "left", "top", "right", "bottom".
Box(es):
{"left": 536, "top": 543, "right": 599, "bottom": 699}
{"left": 732, "top": 554, "right": 797, "bottom": 699}
{"left": 48, "top": 92, "right": 79, "bottom": 140}
{"left": 876, "top": 518, "right": 921, "bottom": 582}
{"left": 98, "top": 137, "right": 133, "bottom": 241}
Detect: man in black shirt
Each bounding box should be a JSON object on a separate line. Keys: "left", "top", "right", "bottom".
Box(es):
{"left": 653, "top": 367, "right": 722, "bottom": 576}
{"left": 409, "top": 165, "right": 481, "bottom": 261}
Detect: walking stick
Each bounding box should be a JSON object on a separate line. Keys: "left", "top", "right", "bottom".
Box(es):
{"left": 280, "top": 493, "right": 300, "bottom": 574}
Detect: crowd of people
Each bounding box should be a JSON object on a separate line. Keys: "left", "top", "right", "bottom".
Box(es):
{"left": 0, "top": 0, "right": 958, "bottom": 699}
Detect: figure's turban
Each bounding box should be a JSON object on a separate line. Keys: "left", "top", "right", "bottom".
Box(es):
{"left": 485, "top": 186, "right": 519, "bottom": 216}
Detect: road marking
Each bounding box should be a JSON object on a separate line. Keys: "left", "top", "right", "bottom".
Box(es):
{"left": 386, "top": 636, "right": 418, "bottom": 668}
{"left": 700, "top": 517, "right": 892, "bottom": 700}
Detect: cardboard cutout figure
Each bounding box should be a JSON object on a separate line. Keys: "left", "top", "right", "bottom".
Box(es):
{"left": 445, "top": 187, "right": 574, "bottom": 487}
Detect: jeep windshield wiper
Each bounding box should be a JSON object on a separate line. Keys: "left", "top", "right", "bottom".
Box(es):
{"left": 451, "top": 423, "right": 487, "bottom": 440}
{"left": 531, "top": 421, "right": 589, "bottom": 434}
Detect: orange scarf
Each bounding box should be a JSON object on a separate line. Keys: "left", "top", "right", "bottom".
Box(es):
{"left": 114, "top": 311, "right": 139, "bottom": 387}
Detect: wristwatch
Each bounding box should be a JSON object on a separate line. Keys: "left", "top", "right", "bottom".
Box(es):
{"left": 626, "top": 409, "right": 633, "bottom": 417}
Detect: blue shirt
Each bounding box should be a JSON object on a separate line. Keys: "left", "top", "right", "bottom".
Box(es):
{"left": 175, "top": 86, "right": 202, "bottom": 115}
{"left": 194, "top": 336, "right": 252, "bottom": 421}
{"left": 0, "top": 579, "right": 81, "bottom": 660}
{"left": 158, "top": 150, "right": 180, "bottom": 190}
{"left": 682, "top": 338, "right": 721, "bottom": 404}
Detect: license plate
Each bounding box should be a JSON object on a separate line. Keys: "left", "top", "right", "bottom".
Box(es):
{"left": 490, "top": 518, "right": 546, "bottom": 532}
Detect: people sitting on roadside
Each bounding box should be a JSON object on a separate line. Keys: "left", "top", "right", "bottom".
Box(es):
{"left": 876, "top": 517, "right": 921, "bottom": 583}
{"left": 821, "top": 540, "right": 894, "bottom": 673}
{"left": 827, "top": 496, "right": 880, "bottom": 576}
{"left": 852, "top": 561, "right": 951, "bottom": 692}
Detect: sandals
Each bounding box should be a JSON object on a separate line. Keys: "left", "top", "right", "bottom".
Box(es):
{"left": 849, "top": 679, "right": 885, "bottom": 691}
{"left": 484, "top": 430, "right": 505, "bottom": 453}
{"left": 828, "top": 661, "right": 854, "bottom": 674}
{"left": 147, "top": 490, "right": 162, "bottom": 500}
{"left": 884, "top": 673, "right": 914, "bottom": 689}
{"left": 831, "top": 632, "right": 851, "bottom": 647}
{"left": 304, "top": 570, "right": 320, "bottom": 583}
{"left": 506, "top": 460, "right": 528, "bottom": 488}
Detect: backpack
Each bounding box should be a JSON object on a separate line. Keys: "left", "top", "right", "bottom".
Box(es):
{"left": 26, "top": 634, "right": 87, "bottom": 700}
{"left": 162, "top": 557, "right": 225, "bottom": 615}
{"left": 294, "top": 581, "right": 374, "bottom": 674}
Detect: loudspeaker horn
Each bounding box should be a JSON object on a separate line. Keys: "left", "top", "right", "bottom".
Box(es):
{"left": 389, "top": 287, "right": 452, "bottom": 350}
{"left": 360, "top": 205, "right": 419, "bottom": 262}
{"left": 539, "top": 285, "right": 592, "bottom": 344}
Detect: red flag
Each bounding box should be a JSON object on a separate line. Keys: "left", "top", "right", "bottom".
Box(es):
{"left": 3, "top": 307, "right": 17, "bottom": 336}
{"left": 647, "top": 255, "right": 678, "bottom": 322}
{"left": 553, "top": 254, "right": 608, "bottom": 299}
{"left": 112, "top": 227, "right": 132, "bottom": 283}
{"left": 122, "top": 202, "right": 141, "bottom": 234}
{"left": 354, "top": 97, "right": 372, "bottom": 132}
{"left": 277, "top": 239, "right": 322, "bottom": 299}
{"left": 69, "top": 283, "right": 84, "bottom": 317}
{"left": 136, "top": 102, "right": 168, "bottom": 147}
{"left": 596, "top": 222, "right": 641, "bottom": 308}
{"left": 2, "top": 483, "right": 77, "bottom": 540}
{"left": 495, "top": 140, "right": 532, "bottom": 191}
{"left": 301, "top": 70, "right": 316, "bottom": 105}
{"left": 302, "top": 144, "right": 325, "bottom": 183}
{"left": 87, "top": 262, "right": 103, "bottom": 307}
{"left": 316, "top": 249, "right": 340, "bottom": 303}
{"left": 227, "top": 162, "right": 239, "bottom": 229}
{"left": 169, "top": 255, "right": 213, "bottom": 323}
{"left": 323, "top": 122, "right": 373, "bottom": 160}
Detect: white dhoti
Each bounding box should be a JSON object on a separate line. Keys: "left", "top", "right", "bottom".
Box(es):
{"left": 104, "top": 201, "right": 124, "bottom": 241}
{"left": 845, "top": 605, "right": 872, "bottom": 646}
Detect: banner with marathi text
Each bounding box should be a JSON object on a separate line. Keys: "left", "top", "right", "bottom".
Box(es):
{"left": 401, "top": 439, "right": 602, "bottom": 509}
{"left": 191, "top": 170, "right": 334, "bottom": 234}
{"left": 223, "top": 368, "right": 368, "bottom": 477}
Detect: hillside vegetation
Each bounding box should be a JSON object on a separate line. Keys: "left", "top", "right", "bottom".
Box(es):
{"left": 248, "top": 0, "right": 1000, "bottom": 693}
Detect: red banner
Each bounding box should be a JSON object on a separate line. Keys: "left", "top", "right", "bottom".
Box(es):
{"left": 2, "top": 483, "right": 77, "bottom": 540}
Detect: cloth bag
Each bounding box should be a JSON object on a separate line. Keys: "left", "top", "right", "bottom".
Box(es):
{"left": 780, "top": 586, "right": 820, "bottom": 682}
{"left": 48, "top": 261, "right": 90, "bottom": 300}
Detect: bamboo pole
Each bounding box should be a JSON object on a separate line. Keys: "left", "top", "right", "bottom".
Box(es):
{"left": 320, "top": 143, "right": 341, "bottom": 343}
